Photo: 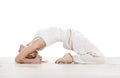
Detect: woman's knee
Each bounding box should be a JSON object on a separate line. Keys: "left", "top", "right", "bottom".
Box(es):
{"left": 72, "top": 55, "right": 105, "bottom": 64}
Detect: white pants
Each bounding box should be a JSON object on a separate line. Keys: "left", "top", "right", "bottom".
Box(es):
{"left": 34, "top": 27, "right": 104, "bottom": 64}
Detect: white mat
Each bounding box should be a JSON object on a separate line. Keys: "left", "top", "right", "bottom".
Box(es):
{"left": 0, "top": 57, "right": 120, "bottom": 78}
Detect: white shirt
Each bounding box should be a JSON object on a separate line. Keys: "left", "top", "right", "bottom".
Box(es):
{"left": 34, "top": 27, "right": 101, "bottom": 55}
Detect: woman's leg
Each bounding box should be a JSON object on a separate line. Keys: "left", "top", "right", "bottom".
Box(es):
{"left": 15, "top": 37, "right": 46, "bottom": 64}
{"left": 55, "top": 52, "right": 104, "bottom": 64}
{"left": 72, "top": 52, "right": 104, "bottom": 64}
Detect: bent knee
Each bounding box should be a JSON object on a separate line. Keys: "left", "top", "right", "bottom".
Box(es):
{"left": 73, "top": 55, "right": 105, "bottom": 64}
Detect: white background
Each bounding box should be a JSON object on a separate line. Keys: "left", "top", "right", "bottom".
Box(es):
{"left": 0, "top": 0, "right": 120, "bottom": 57}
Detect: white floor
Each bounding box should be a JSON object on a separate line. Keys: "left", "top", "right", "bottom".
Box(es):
{"left": 0, "top": 57, "right": 120, "bottom": 78}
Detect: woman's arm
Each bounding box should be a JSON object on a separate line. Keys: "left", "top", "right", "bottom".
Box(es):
{"left": 15, "top": 37, "right": 46, "bottom": 64}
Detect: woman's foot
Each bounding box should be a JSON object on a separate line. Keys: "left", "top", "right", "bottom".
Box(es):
{"left": 55, "top": 53, "right": 73, "bottom": 64}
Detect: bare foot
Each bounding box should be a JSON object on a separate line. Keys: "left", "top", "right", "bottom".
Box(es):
{"left": 55, "top": 53, "right": 73, "bottom": 64}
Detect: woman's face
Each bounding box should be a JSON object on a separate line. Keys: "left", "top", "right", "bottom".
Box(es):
{"left": 26, "top": 51, "right": 43, "bottom": 63}
{"left": 26, "top": 51, "right": 38, "bottom": 59}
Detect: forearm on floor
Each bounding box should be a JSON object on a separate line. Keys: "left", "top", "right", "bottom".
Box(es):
{"left": 15, "top": 57, "right": 35, "bottom": 64}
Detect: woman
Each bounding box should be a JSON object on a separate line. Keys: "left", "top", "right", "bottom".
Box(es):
{"left": 15, "top": 27, "right": 104, "bottom": 64}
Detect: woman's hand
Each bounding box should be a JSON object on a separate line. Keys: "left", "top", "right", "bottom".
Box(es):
{"left": 30, "top": 55, "right": 42, "bottom": 64}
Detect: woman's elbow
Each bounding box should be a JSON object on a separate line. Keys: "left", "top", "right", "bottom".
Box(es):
{"left": 15, "top": 57, "right": 24, "bottom": 64}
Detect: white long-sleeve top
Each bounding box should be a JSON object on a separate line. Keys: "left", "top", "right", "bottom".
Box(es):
{"left": 34, "top": 27, "right": 104, "bottom": 63}
{"left": 35, "top": 27, "right": 101, "bottom": 54}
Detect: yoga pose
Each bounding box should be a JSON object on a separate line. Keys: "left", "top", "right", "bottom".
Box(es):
{"left": 15, "top": 27, "right": 104, "bottom": 64}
